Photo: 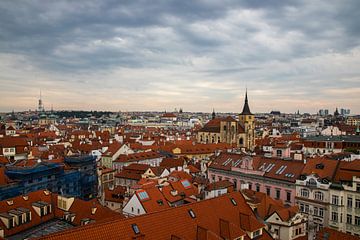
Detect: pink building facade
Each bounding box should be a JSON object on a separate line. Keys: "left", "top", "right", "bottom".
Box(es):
{"left": 208, "top": 153, "right": 305, "bottom": 206}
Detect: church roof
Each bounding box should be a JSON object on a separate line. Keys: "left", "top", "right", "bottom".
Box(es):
{"left": 240, "top": 91, "right": 253, "bottom": 115}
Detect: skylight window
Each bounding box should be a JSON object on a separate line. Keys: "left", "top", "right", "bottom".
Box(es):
{"left": 188, "top": 209, "right": 196, "bottom": 218}
{"left": 181, "top": 179, "right": 191, "bottom": 189}
{"left": 137, "top": 191, "right": 149, "bottom": 201}
{"left": 131, "top": 224, "right": 140, "bottom": 234}
{"left": 230, "top": 198, "right": 237, "bottom": 206}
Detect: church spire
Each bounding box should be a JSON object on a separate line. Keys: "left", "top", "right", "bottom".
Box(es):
{"left": 212, "top": 108, "right": 216, "bottom": 120}
{"left": 240, "top": 89, "right": 252, "bottom": 115}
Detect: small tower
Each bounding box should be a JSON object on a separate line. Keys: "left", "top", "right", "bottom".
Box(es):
{"left": 212, "top": 109, "right": 216, "bottom": 120}
{"left": 239, "top": 90, "right": 255, "bottom": 150}
{"left": 38, "top": 90, "right": 44, "bottom": 112}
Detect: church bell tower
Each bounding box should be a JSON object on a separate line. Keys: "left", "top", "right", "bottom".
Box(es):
{"left": 239, "top": 90, "right": 255, "bottom": 150}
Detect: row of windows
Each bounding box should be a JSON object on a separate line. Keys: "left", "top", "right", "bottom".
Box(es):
{"left": 299, "top": 204, "right": 324, "bottom": 217}
{"left": 346, "top": 214, "right": 360, "bottom": 225}
{"left": 300, "top": 189, "right": 324, "bottom": 201}
{"left": 6, "top": 211, "right": 31, "bottom": 229}
{"left": 3, "top": 148, "right": 15, "bottom": 153}
{"left": 347, "top": 196, "right": 360, "bottom": 208}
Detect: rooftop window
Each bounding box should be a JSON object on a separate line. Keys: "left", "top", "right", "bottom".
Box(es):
{"left": 131, "top": 223, "right": 140, "bottom": 234}
{"left": 188, "top": 209, "right": 196, "bottom": 218}
{"left": 181, "top": 179, "right": 191, "bottom": 189}
{"left": 137, "top": 191, "right": 149, "bottom": 201}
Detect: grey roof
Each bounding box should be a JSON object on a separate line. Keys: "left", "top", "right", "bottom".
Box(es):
{"left": 240, "top": 91, "right": 252, "bottom": 115}
{"left": 304, "top": 135, "right": 360, "bottom": 143}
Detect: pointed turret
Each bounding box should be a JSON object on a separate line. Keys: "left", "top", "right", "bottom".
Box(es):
{"left": 240, "top": 90, "right": 252, "bottom": 115}
{"left": 212, "top": 109, "right": 216, "bottom": 120}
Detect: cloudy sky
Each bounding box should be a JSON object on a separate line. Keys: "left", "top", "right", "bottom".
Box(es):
{"left": 0, "top": 0, "right": 359, "bottom": 114}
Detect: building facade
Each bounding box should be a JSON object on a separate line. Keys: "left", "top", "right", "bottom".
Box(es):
{"left": 197, "top": 91, "right": 255, "bottom": 150}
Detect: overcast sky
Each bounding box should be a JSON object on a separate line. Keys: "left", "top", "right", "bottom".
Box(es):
{"left": 0, "top": 0, "right": 359, "bottom": 114}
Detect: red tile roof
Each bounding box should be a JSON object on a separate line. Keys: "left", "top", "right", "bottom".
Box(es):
{"left": 36, "top": 192, "right": 270, "bottom": 240}
{"left": 114, "top": 151, "right": 162, "bottom": 163}
{"left": 302, "top": 156, "right": 339, "bottom": 180}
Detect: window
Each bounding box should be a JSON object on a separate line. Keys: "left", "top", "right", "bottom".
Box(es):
{"left": 248, "top": 183, "right": 252, "bottom": 190}
{"left": 239, "top": 138, "right": 244, "bottom": 145}
{"left": 305, "top": 205, "right": 309, "bottom": 213}
{"left": 286, "top": 192, "right": 291, "bottom": 202}
{"left": 137, "top": 191, "right": 150, "bottom": 201}
{"left": 26, "top": 212, "right": 31, "bottom": 222}
{"left": 355, "top": 199, "right": 360, "bottom": 209}
{"left": 300, "top": 203, "right": 304, "bottom": 212}
{"left": 188, "top": 209, "right": 196, "bottom": 218}
{"left": 256, "top": 184, "right": 260, "bottom": 192}
{"left": 314, "top": 207, "right": 318, "bottom": 216}
{"left": 331, "top": 212, "right": 338, "bottom": 222}
{"left": 253, "top": 229, "right": 260, "bottom": 237}
{"left": 355, "top": 216, "right": 360, "bottom": 226}
{"left": 319, "top": 208, "right": 324, "bottom": 217}
{"left": 9, "top": 218, "right": 14, "bottom": 229}
{"left": 314, "top": 191, "right": 324, "bottom": 201}
{"left": 347, "top": 214, "right": 352, "bottom": 224}
{"left": 276, "top": 189, "right": 280, "bottom": 199}
{"left": 348, "top": 197, "right": 353, "bottom": 208}
{"left": 276, "top": 150, "right": 282, "bottom": 157}
{"left": 223, "top": 126, "right": 227, "bottom": 131}
{"left": 301, "top": 189, "right": 309, "bottom": 198}
{"left": 332, "top": 195, "right": 339, "bottom": 205}
{"left": 131, "top": 224, "right": 140, "bottom": 234}
{"left": 357, "top": 184, "right": 360, "bottom": 193}
{"left": 266, "top": 187, "right": 271, "bottom": 196}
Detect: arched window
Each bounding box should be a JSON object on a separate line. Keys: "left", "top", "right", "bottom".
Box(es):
{"left": 239, "top": 138, "right": 244, "bottom": 145}
{"left": 223, "top": 126, "right": 227, "bottom": 131}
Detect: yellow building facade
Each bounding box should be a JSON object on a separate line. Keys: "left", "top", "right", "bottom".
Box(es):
{"left": 197, "top": 91, "right": 255, "bottom": 150}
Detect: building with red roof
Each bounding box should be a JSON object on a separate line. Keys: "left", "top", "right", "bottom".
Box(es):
{"left": 37, "top": 192, "right": 273, "bottom": 240}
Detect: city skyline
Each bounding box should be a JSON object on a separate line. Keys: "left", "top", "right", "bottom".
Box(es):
{"left": 1, "top": 1, "right": 360, "bottom": 113}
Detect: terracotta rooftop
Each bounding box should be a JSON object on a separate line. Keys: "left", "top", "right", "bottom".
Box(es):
{"left": 36, "top": 192, "right": 271, "bottom": 240}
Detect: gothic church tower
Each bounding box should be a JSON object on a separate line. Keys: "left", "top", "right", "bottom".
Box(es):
{"left": 238, "top": 90, "right": 255, "bottom": 150}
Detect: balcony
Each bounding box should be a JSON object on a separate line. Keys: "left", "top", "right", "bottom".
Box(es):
{"left": 329, "top": 220, "right": 338, "bottom": 228}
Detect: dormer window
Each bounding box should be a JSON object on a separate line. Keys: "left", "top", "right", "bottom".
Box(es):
{"left": 253, "top": 229, "right": 261, "bottom": 238}
{"left": 32, "top": 201, "right": 51, "bottom": 217}
{"left": 315, "top": 163, "right": 324, "bottom": 169}
{"left": 0, "top": 213, "right": 15, "bottom": 229}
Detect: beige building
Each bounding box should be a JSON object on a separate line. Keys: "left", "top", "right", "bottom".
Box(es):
{"left": 197, "top": 91, "right": 255, "bottom": 150}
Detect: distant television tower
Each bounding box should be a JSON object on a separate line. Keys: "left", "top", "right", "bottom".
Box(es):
{"left": 38, "top": 90, "right": 44, "bottom": 112}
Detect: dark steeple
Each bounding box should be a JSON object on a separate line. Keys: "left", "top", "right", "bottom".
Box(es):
{"left": 212, "top": 109, "right": 216, "bottom": 120}
{"left": 240, "top": 89, "right": 252, "bottom": 115}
